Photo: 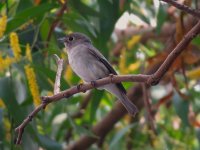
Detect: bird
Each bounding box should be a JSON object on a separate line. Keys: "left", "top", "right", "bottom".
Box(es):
{"left": 59, "top": 32, "right": 138, "bottom": 116}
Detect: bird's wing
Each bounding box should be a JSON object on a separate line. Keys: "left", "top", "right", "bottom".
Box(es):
{"left": 88, "top": 46, "right": 126, "bottom": 94}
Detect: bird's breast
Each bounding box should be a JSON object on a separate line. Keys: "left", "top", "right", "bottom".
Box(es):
{"left": 68, "top": 45, "right": 105, "bottom": 82}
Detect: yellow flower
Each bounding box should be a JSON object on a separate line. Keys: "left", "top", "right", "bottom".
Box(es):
{"left": 3, "top": 118, "right": 11, "bottom": 140}
{"left": 25, "top": 65, "right": 40, "bottom": 106}
{"left": 0, "top": 55, "right": 15, "bottom": 71}
{"left": 65, "top": 64, "right": 73, "bottom": 85}
{"left": 187, "top": 67, "right": 200, "bottom": 79}
{"left": 60, "top": 0, "right": 66, "bottom": 4}
{"left": 0, "top": 15, "right": 7, "bottom": 38}
{"left": 119, "top": 48, "right": 127, "bottom": 74}
{"left": 19, "top": 19, "right": 34, "bottom": 30}
{"left": 0, "top": 98, "right": 5, "bottom": 108}
{"left": 128, "top": 61, "right": 140, "bottom": 72}
{"left": 10, "top": 32, "right": 21, "bottom": 60}
{"left": 127, "top": 35, "right": 141, "bottom": 49}
{"left": 26, "top": 43, "right": 32, "bottom": 62}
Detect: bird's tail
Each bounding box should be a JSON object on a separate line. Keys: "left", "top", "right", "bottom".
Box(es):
{"left": 118, "top": 92, "right": 138, "bottom": 116}
{"left": 103, "top": 84, "right": 138, "bottom": 116}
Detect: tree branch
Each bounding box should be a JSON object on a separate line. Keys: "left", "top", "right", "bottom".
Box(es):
{"left": 46, "top": 1, "right": 68, "bottom": 47}
{"left": 161, "top": 0, "right": 200, "bottom": 18}
{"left": 53, "top": 54, "right": 63, "bottom": 94}
{"left": 147, "top": 21, "right": 200, "bottom": 85}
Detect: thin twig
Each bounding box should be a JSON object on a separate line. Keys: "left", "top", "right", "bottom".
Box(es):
{"left": 161, "top": 0, "right": 200, "bottom": 18}
{"left": 142, "top": 83, "right": 156, "bottom": 133}
{"left": 46, "top": 1, "right": 68, "bottom": 47}
{"left": 53, "top": 54, "right": 64, "bottom": 94}
{"left": 147, "top": 21, "right": 200, "bottom": 85}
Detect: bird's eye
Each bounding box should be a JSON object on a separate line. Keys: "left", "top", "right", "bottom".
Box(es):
{"left": 69, "top": 36, "right": 74, "bottom": 41}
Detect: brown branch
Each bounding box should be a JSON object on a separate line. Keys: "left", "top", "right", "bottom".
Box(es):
{"left": 161, "top": 0, "right": 200, "bottom": 18}
{"left": 142, "top": 83, "right": 156, "bottom": 133}
{"left": 147, "top": 21, "right": 200, "bottom": 85}
{"left": 15, "top": 20, "right": 200, "bottom": 145}
{"left": 15, "top": 104, "right": 47, "bottom": 144}
{"left": 46, "top": 1, "right": 68, "bottom": 47}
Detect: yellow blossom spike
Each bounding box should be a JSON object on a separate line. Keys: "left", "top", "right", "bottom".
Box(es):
{"left": 3, "top": 118, "right": 11, "bottom": 140}
{"left": 60, "top": 0, "right": 65, "bottom": 4}
{"left": 0, "top": 98, "right": 5, "bottom": 108}
{"left": 128, "top": 61, "right": 140, "bottom": 72}
{"left": 0, "top": 55, "right": 15, "bottom": 72}
{"left": 65, "top": 64, "right": 73, "bottom": 85}
{"left": 187, "top": 67, "right": 200, "bottom": 79}
{"left": 19, "top": 19, "right": 34, "bottom": 30}
{"left": 0, "top": 15, "right": 7, "bottom": 38}
{"left": 26, "top": 43, "right": 32, "bottom": 62}
{"left": 127, "top": 35, "right": 141, "bottom": 49}
{"left": 10, "top": 32, "right": 21, "bottom": 60}
{"left": 119, "top": 48, "right": 127, "bottom": 74}
{"left": 24, "top": 65, "right": 40, "bottom": 106}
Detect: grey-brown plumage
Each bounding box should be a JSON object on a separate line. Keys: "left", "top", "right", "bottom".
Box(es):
{"left": 59, "top": 32, "right": 138, "bottom": 116}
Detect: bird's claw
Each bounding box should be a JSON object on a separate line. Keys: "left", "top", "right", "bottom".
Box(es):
{"left": 77, "top": 83, "right": 86, "bottom": 93}
{"left": 109, "top": 74, "right": 114, "bottom": 83}
{"left": 41, "top": 96, "right": 51, "bottom": 109}
{"left": 90, "top": 81, "right": 97, "bottom": 88}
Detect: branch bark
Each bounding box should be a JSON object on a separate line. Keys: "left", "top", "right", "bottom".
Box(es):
{"left": 161, "top": 0, "right": 200, "bottom": 18}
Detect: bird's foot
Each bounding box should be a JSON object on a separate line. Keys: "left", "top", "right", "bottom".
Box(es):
{"left": 90, "top": 81, "right": 97, "bottom": 88}
{"left": 109, "top": 74, "right": 114, "bottom": 83}
{"left": 77, "top": 83, "right": 86, "bottom": 93}
{"left": 41, "top": 96, "right": 52, "bottom": 104}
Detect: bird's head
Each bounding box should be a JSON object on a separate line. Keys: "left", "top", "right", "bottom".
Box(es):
{"left": 58, "top": 32, "right": 91, "bottom": 50}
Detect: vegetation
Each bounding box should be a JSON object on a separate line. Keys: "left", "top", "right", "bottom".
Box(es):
{"left": 0, "top": 0, "right": 200, "bottom": 149}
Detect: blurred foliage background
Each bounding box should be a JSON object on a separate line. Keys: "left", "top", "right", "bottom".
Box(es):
{"left": 0, "top": 0, "right": 200, "bottom": 149}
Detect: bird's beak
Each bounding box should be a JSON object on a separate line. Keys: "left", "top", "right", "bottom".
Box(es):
{"left": 58, "top": 37, "right": 66, "bottom": 42}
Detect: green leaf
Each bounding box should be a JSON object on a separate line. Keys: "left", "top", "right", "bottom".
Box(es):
{"left": 68, "top": 115, "right": 97, "bottom": 138}
{"left": 0, "top": 77, "right": 24, "bottom": 123}
{"left": 16, "top": 0, "right": 32, "bottom": 13}
{"left": 37, "top": 135, "right": 62, "bottom": 150}
{"left": 192, "top": 36, "right": 200, "bottom": 47}
{"left": 0, "top": 109, "right": 5, "bottom": 145}
{"left": 69, "top": 0, "right": 99, "bottom": 17}
{"left": 172, "top": 91, "right": 189, "bottom": 127}
{"left": 13, "top": 76, "right": 27, "bottom": 104}
{"left": 90, "top": 90, "right": 104, "bottom": 122}
{"left": 62, "top": 12, "right": 97, "bottom": 37}
{"left": 196, "top": 128, "right": 200, "bottom": 145}
{"left": 129, "top": 1, "right": 150, "bottom": 24}
{"left": 110, "top": 123, "right": 136, "bottom": 149}
{"left": 96, "top": 0, "right": 121, "bottom": 54}
{"left": 40, "top": 19, "right": 51, "bottom": 41}
{"left": 156, "top": 3, "right": 167, "bottom": 34}
{"left": 6, "top": 3, "right": 57, "bottom": 33}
